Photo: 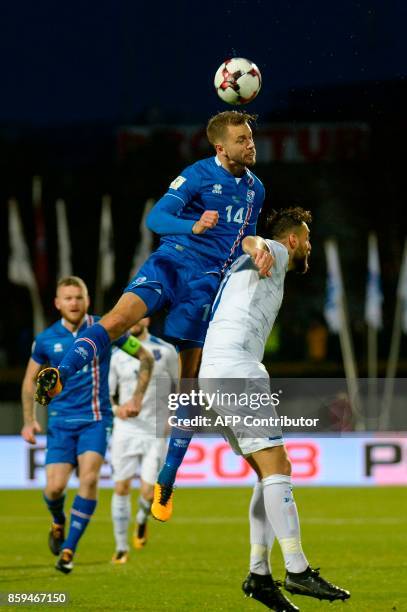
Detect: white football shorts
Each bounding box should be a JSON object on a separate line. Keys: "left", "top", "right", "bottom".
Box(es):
{"left": 110, "top": 427, "right": 167, "bottom": 484}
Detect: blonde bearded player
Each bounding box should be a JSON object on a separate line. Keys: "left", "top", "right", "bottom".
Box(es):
{"left": 109, "top": 318, "right": 178, "bottom": 563}
{"left": 199, "top": 208, "right": 350, "bottom": 611}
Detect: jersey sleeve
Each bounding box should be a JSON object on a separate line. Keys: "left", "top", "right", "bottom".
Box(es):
{"left": 31, "top": 336, "right": 48, "bottom": 365}
{"left": 266, "top": 240, "right": 289, "bottom": 272}
{"left": 146, "top": 165, "right": 202, "bottom": 235}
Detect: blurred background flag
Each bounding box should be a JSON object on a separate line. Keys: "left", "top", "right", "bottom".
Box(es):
{"left": 324, "top": 239, "right": 363, "bottom": 428}
{"left": 95, "top": 194, "right": 115, "bottom": 313}
{"left": 56, "top": 198, "right": 73, "bottom": 279}
{"left": 129, "top": 198, "right": 155, "bottom": 279}
{"left": 8, "top": 198, "right": 45, "bottom": 335}
{"left": 381, "top": 239, "right": 407, "bottom": 429}
{"left": 32, "top": 176, "right": 49, "bottom": 294}
{"left": 398, "top": 241, "right": 407, "bottom": 334}
{"left": 365, "top": 232, "right": 383, "bottom": 329}
{"left": 324, "top": 239, "right": 343, "bottom": 333}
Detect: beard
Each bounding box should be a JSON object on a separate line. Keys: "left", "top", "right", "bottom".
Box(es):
{"left": 292, "top": 250, "right": 309, "bottom": 274}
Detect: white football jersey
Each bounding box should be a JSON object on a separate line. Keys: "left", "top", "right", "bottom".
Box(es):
{"left": 202, "top": 240, "right": 289, "bottom": 364}
{"left": 109, "top": 333, "right": 178, "bottom": 436}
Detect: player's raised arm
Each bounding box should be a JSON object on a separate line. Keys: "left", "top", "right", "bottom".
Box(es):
{"left": 242, "top": 235, "right": 274, "bottom": 278}
{"left": 21, "top": 358, "right": 43, "bottom": 444}
{"left": 117, "top": 335, "right": 154, "bottom": 417}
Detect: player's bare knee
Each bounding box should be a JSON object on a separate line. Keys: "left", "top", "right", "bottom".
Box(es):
{"left": 79, "top": 470, "right": 99, "bottom": 493}
{"left": 140, "top": 482, "right": 154, "bottom": 501}
{"left": 46, "top": 482, "right": 65, "bottom": 498}
{"left": 115, "top": 481, "right": 131, "bottom": 496}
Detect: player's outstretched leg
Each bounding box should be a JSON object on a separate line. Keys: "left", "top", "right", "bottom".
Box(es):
{"left": 35, "top": 368, "right": 63, "bottom": 406}
{"left": 242, "top": 573, "right": 299, "bottom": 612}
{"left": 284, "top": 568, "right": 350, "bottom": 602}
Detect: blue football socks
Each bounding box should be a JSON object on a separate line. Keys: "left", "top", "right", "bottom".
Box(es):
{"left": 158, "top": 403, "right": 196, "bottom": 487}
{"left": 43, "top": 493, "right": 66, "bottom": 525}
{"left": 63, "top": 495, "right": 97, "bottom": 552}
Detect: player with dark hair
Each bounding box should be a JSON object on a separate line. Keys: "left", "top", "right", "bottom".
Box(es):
{"left": 21, "top": 276, "right": 154, "bottom": 573}
{"left": 34, "top": 111, "right": 274, "bottom": 520}
{"left": 199, "top": 207, "right": 350, "bottom": 610}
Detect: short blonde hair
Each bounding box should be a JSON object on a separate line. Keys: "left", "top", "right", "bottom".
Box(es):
{"left": 206, "top": 110, "right": 258, "bottom": 146}
{"left": 56, "top": 275, "right": 88, "bottom": 295}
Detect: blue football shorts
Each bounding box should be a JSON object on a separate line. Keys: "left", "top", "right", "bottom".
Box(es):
{"left": 45, "top": 417, "right": 113, "bottom": 466}
{"left": 124, "top": 244, "right": 221, "bottom": 346}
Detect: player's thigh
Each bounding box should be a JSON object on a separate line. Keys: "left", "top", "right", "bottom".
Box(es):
{"left": 77, "top": 451, "right": 105, "bottom": 484}
{"left": 179, "top": 348, "right": 202, "bottom": 380}
{"left": 248, "top": 444, "right": 291, "bottom": 478}
{"left": 77, "top": 419, "right": 112, "bottom": 462}
{"left": 100, "top": 293, "right": 148, "bottom": 338}
{"left": 123, "top": 250, "right": 178, "bottom": 318}
{"left": 139, "top": 438, "right": 167, "bottom": 486}
{"left": 165, "top": 271, "right": 221, "bottom": 344}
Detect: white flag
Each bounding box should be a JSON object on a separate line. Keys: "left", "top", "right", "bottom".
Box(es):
{"left": 365, "top": 232, "right": 383, "bottom": 329}
{"left": 99, "top": 195, "right": 115, "bottom": 289}
{"left": 8, "top": 198, "right": 45, "bottom": 334}
{"left": 56, "top": 199, "right": 73, "bottom": 278}
{"left": 324, "top": 240, "right": 343, "bottom": 333}
{"left": 8, "top": 198, "right": 36, "bottom": 289}
{"left": 397, "top": 240, "right": 407, "bottom": 334}
{"left": 129, "top": 198, "right": 155, "bottom": 280}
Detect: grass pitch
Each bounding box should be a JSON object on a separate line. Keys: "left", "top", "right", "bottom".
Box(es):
{"left": 0, "top": 487, "right": 406, "bottom": 611}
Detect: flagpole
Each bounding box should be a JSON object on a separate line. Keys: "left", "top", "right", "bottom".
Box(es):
{"left": 324, "top": 239, "right": 364, "bottom": 429}
{"left": 365, "top": 232, "right": 382, "bottom": 428}
{"left": 379, "top": 239, "right": 407, "bottom": 430}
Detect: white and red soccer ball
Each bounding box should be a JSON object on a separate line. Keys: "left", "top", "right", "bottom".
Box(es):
{"left": 214, "top": 57, "right": 262, "bottom": 105}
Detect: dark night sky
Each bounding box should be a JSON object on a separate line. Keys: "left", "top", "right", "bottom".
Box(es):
{"left": 1, "top": 0, "right": 406, "bottom": 124}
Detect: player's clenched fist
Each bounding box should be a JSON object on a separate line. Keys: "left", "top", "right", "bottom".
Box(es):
{"left": 192, "top": 210, "right": 219, "bottom": 234}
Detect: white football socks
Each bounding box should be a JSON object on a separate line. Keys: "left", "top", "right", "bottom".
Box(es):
{"left": 262, "top": 474, "right": 308, "bottom": 573}
{"left": 111, "top": 493, "right": 131, "bottom": 552}
{"left": 136, "top": 495, "right": 152, "bottom": 525}
{"left": 249, "top": 481, "right": 276, "bottom": 575}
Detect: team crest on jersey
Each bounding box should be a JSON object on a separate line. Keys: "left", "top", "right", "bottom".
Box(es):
{"left": 212, "top": 183, "right": 223, "bottom": 195}
{"left": 170, "top": 175, "right": 187, "bottom": 190}
{"left": 152, "top": 349, "right": 162, "bottom": 361}
{"left": 246, "top": 189, "right": 255, "bottom": 203}
{"left": 53, "top": 342, "right": 63, "bottom": 353}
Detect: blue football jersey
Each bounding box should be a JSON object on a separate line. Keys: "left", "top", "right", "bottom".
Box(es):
{"left": 31, "top": 314, "right": 115, "bottom": 422}
{"left": 159, "top": 156, "right": 265, "bottom": 271}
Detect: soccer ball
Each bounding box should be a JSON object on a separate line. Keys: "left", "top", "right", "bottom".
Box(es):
{"left": 214, "top": 57, "right": 262, "bottom": 105}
